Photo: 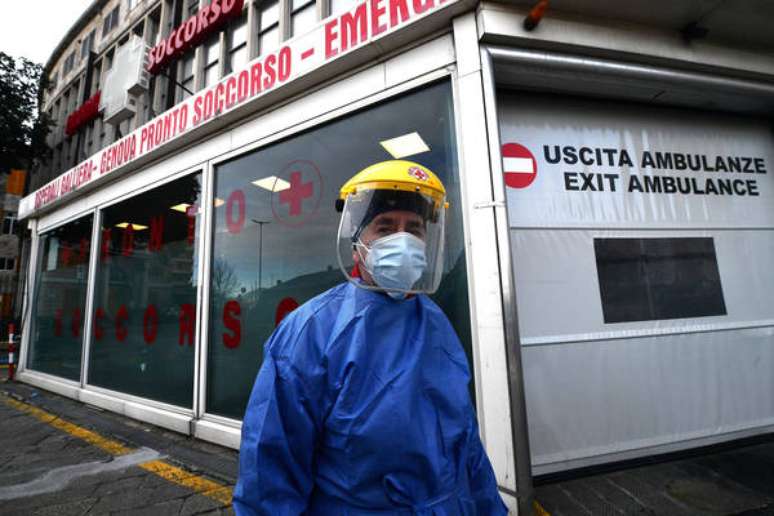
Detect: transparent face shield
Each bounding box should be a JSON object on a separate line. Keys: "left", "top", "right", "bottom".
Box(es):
{"left": 336, "top": 189, "right": 446, "bottom": 298}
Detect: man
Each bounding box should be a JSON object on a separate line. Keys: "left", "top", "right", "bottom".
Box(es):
{"left": 234, "top": 160, "right": 507, "bottom": 515}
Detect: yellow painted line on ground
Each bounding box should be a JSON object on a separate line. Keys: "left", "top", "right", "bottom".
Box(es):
{"left": 1, "top": 394, "right": 232, "bottom": 506}
{"left": 140, "top": 459, "right": 234, "bottom": 505}
{"left": 534, "top": 499, "right": 551, "bottom": 516}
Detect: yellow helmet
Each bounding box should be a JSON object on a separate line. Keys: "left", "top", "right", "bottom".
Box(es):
{"left": 336, "top": 160, "right": 449, "bottom": 215}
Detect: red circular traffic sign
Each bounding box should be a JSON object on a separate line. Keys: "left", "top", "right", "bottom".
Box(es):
{"left": 502, "top": 143, "right": 537, "bottom": 189}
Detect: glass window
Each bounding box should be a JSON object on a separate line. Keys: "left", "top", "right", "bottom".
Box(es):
{"left": 88, "top": 173, "right": 203, "bottom": 407}
{"left": 226, "top": 16, "right": 248, "bottom": 74}
{"left": 207, "top": 81, "right": 470, "bottom": 419}
{"left": 203, "top": 35, "right": 220, "bottom": 87}
{"left": 258, "top": 0, "right": 279, "bottom": 55}
{"left": 186, "top": 0, "right": 200, "bottom": 17}
{"left": 81, "top": 30, "right": 95, "bottom": 60}
{"left": 290, "top": 0, "right": 316, "bottom": 37}
{"left": 595, "top": 237, "right": 727, "bottom": 323}
{"left": 63, "top": 52, "right": 76, "bottom": 75}
{"left": 0, "top": 258, "right": 15, "bottom": 271}
{"left": 178, "top": 52, "right": 195, "bottom": 101}
{"left": 102, "top": 6, "right": 120, "bottom": 37}
{"left": 28, "top": 215, "right": 94, "bottom": 381}
{"left": 2, "top": 213, "right": 17, "bottom": 235}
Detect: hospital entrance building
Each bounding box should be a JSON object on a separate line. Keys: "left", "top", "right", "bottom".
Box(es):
{"left": 19, "top": 0, "right": 774, "bottom": 512}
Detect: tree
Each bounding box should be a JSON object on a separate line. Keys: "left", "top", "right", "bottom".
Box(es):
{"left": 0, "top": 52, "right": 51, "bottom": 174}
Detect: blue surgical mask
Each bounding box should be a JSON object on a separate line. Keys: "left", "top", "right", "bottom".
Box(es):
{"left": 362, "top": 232, "right": 427, "bottom": 299}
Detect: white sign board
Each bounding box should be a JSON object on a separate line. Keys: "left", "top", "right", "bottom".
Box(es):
{"left": 499, "top": 95, "right": 774, "bottom": 229}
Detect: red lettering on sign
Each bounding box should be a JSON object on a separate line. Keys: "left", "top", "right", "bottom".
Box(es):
{"left": 116, "top": 305, "right": 128, "bottom": 342}
{"left": 101, "top": 229, "right": 112, "bottom": 262}
{"left": 263, "top": 54, "right": 277, "bottom": 90}
{"left": 250, "top": 62, "right": 263, "bottom": 98}
{"left": 94, "top": 307, "right": 105, "bottom": 341}
{"left": 225, "top": 77, "right": 237, "bottom": 109}
{"left": 412, "top": 0, "right": 434, "bottom": 13}
{"left": 370, "top": 0, "right": 387, "bottom": 36}
{"left": 121, "top": 224, "right": 135, "bottom": 256}
{"left": 223, "top": 300, "right": 241, "bottom": 349}
{"left": 61, "top": 245, "right": 72, "bottom": 267}
{"left": 237, "top": 70, "right": 249, "bottom": 102}
{"left": 278, "top": 46, "right": 291, "bottom": 82}
{"left": 341, "top": 3, "right": 367, "bottom": 51}
{"left": 275, "top": 297, "right": 300, "bottom": 326}
{"left": 325, "top": 20, "right": 338, "bottom": 59}
{"left": 149, "top": 215, "right": 165, "bottom": 252}
{"left": 54, "top": 308, "right": 63, "bottom": 336}
{"left": 226, "top": 189, "right": 246, "bottom": 234}
{"left": 389, "top": 0, "right": 410, "bottom": 26}
{"left": 179, "top": 303, "right": 195, "bottom": 346}
{"left": 147, "top": 0, "right": 245, "bottom": 74}
{"left": 79, "top": 237, "right": 89, "bottom": 263}
{"left": 280, "top": 171, "right": 314, "bottom": 216}
{"left": 71, "top": 308, "right": 82, "bottom": 338}
{"left": 143, "top": 304, "right": 159, "bottom": 344}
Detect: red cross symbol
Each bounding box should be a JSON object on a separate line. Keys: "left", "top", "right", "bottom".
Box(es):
{"left": 279, "top": 171, "right": 313, "bottom": 216}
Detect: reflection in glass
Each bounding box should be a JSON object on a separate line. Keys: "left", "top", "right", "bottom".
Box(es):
{"left": 208, "top": 81, "right": 471, "bottom": 419}
{"left": 88, "top": 174, "right": 202, "bottom": 407}
{"left": 28, "top": 215, "right": 93, "bottom": 380}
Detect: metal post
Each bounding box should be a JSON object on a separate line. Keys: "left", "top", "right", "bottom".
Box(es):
{"left": 251, "top": 219, "right": 270, "bottom": 297}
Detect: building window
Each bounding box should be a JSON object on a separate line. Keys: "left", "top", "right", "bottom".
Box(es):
{"left": 0, "top": 258, "right": 15, "bottom": 271}
{"left": 28, "top": 214, "right": 94, "bottom": 381}
{"left": 102, "top": 6, "right": 120, "bottom": 37}
{"left": 258, "top": 0, "right": 280, "bottom": 56}
{"left": 225, "top": 15, "right": 248, "bottom": 74}
{"left": 203, "top": 35, "right": 220, "bottom": 88}
{"left": 88, "top": 173, "right": 203, "bottom": 407}
{"left": 207, "top": 81, "right": 470, "bottom": 419}
{"left": 186, "top": 0, "right": 200, "bottom": 16}
{"left": 595, "top": 237, "right": 727, "bottom": 323}
{"left": 290, "top": 0, "right": 316, "bottom": 37}
{"left": 178, "top": 52, "right": 195, "bottom": 101}
{"left": 81, "top": 30, "right": 95, "bottom": 60}
{"left": 128, "top": 0, "right": 141, "bottom": 11}
{"left": 2, "top": 213, "right": 17, "bottom": 235}
{"left": 63, "top": 52, "right": 77, "bottom": 75}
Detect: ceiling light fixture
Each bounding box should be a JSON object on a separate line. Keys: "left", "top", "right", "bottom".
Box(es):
{"left": 115, "top": 222, "right": 148, "bottom": 230}
{"left": 252, "top": 176, "right": 291, "bottom": 192}
{"left": 380, "top": 132, "right": 430, "bottom": 159}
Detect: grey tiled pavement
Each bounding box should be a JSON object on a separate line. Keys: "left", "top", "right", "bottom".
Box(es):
{"left": 534, "top": 437, "right": 774, "bottom": 515}
{"left": 0, "top": 380, "right": 236, "bottom": 516}
{"left": 4, "top": 369, "right": 774, "bottom": 515}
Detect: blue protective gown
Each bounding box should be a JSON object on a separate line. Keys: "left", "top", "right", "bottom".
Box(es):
{"left": 233, "top": 282, "right": 508, "bottom": 515}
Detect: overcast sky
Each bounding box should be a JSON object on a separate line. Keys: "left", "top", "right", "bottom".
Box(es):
{"left": 1, "top": 0, "right": 95, "bottom": 65}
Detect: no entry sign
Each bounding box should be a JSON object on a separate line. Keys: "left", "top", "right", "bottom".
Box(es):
{"left": 502, "top": 142, "right": 537, "bottom": 189}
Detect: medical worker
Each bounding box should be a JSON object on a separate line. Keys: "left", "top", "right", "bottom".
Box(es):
{"left": 234, "top": 160, "right": 508, "bottom": 515}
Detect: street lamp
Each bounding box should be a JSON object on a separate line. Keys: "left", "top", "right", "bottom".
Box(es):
{"left": 251, "top": 219, "right": 271, "bottom": 298}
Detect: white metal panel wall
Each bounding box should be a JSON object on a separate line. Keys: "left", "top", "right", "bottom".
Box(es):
{"left": 498, "top": 91, "right": 774, "bottom": 474}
